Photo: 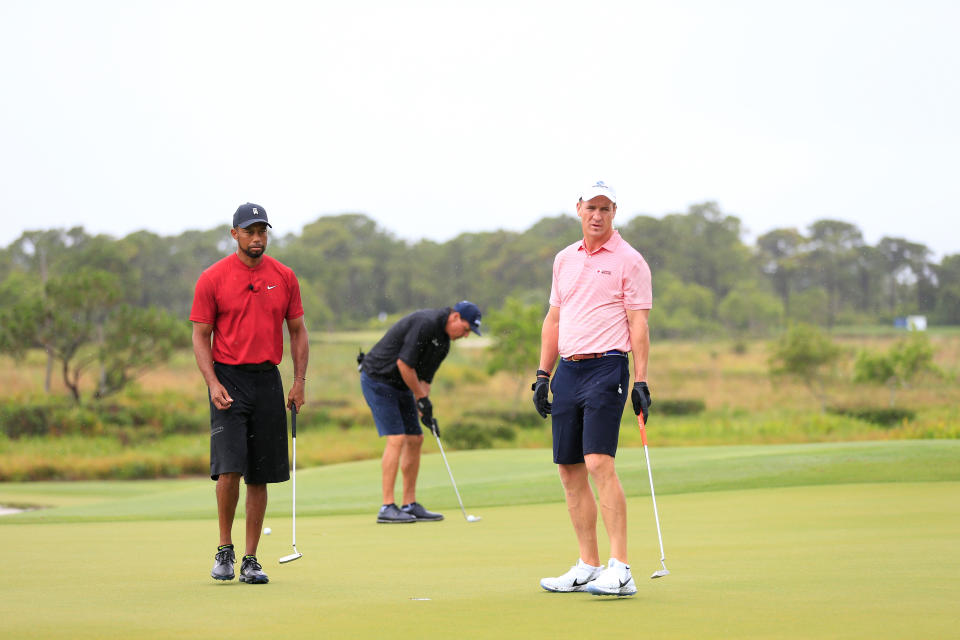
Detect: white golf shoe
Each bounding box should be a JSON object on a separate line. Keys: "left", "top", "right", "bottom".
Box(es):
{"left": 540, "top": 559, "right": 604, "bottom": 592}
{"left": 586, "top": 558, "right": 637, "bottom": 596}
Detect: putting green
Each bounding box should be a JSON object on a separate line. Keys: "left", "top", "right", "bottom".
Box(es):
{"left": 1, "top": 442, "right": 958, "bottom": 638}
{"left": 3, "top": 440, "right": 958, "bottom": 523}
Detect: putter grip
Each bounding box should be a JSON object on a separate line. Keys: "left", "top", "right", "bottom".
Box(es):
{"left": 291, "top": 408, "right": 297, "bottom": 438}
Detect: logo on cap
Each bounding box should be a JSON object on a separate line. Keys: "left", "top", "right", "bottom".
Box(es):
{"left": 454, "top": 300, "right": 483, "bottom": 336}
{"left": 579, "top": 180, "right": 616, "bottom": 204}
{"left": 233, "top": 202, "right": 272, "bottom": 229}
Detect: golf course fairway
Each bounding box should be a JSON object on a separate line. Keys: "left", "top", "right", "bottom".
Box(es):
{"left": 2, "top": 441, "right": 958, "bottom": 639}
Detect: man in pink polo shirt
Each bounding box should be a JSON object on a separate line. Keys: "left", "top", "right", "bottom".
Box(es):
{"left": 533, "top": 180, "right": 652, "bottom": 597}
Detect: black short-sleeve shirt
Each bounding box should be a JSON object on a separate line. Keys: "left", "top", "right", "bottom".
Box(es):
{"left": 361, "top": 308, "right": 452, "bottom": 390}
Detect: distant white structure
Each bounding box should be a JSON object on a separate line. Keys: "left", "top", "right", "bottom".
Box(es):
{"left": 894, "top": 315, "right": 927, "bottom": 331}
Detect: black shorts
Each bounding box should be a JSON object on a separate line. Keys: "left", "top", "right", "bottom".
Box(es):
{"left": 209, "top": 362, "right": 290, "bottom": 484}
{"left": 550, "top": 355, "right": 629, "bottom": 464}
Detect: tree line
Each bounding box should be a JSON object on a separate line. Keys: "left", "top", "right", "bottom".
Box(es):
{"left": 1, "top": 202, "right": 958, "bottom": 349}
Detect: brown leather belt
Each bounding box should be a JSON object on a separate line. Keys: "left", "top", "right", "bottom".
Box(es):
{"left": 562, "top": 350, "right": 625, "bottom": 361}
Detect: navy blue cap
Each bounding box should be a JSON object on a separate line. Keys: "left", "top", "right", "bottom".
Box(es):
{"left": 233, "top": 203, "right": 272, "bottom": 229}
{"left": 454, "top": 300, "right": 482, "bottom": 336}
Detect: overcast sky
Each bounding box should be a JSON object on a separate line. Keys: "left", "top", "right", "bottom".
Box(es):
{"left": 1, "top": 1, "right": 957, "bottom": 258}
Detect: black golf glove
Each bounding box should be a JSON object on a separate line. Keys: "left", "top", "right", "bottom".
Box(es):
{"left": 531, "top": 370, "right": 552, "bottom": 418}
{"left": 631, "top": 381, "right": 652, "bottom": 422}
{"left": 416, "top": 396, "right": 434, "bottom": 428}
{"left": 356, "top": 350, "right": 365, "bottom": 372}
{"left": 427, "top": 418, "right": 440, "bottom": 438}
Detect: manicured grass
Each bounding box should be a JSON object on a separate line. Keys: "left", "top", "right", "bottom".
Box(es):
{"left": 3, "top": 440, "right": 958, "bottom": 523}
{"left": 0, "top": 485, "right": 956, "bottom": 639}
{"left": 1, "top": 443, "right": 957, "bottom": 639}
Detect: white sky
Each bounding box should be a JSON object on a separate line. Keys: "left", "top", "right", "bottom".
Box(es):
{"left": 1, "top": 1, "right": 958, "bottom": 258}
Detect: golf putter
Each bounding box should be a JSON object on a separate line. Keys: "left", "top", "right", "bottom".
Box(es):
{"left": 279, "top": 406, "right": 303, "bottom": 564}
{"left": 431, "top": 419, "right": 481, "bottom": 522}
{"left": 638, "top": 411, "right": 669, "bottom": 578}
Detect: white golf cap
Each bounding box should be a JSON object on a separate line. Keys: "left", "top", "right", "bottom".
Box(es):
{"left": 579, "top": 180, "right": 616, "bottom": 204}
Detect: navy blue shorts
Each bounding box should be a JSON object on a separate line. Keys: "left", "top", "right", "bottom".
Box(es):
{"left": 550, "top": 355, "right": 629, "bottom": 464}
{"left": 360, "top": 372, "right": 422, "bottom": 437}
{"left": 209, "top": 363, "right": 290, "bottom": 484}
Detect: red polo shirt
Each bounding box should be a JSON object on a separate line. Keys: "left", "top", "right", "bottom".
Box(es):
{"left": 190, "top": 253, "right": 304, "bottom": 365}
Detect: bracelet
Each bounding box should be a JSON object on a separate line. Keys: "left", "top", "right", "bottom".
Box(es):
{"left": 536, "top": 369, "right": 551, "bottom": 378}
{"left": 294, "top": 376, "right": 306, "bottom": 381}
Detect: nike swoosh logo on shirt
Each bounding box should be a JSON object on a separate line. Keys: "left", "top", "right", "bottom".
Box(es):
{"left": 267, "top": 285, "right": 277, "bottom": 290}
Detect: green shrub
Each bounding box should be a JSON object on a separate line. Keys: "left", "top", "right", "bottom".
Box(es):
{"left": 444, "top": 423, "right": 493, "bottom": 449}
{"left": 462, "top": 408, "right": 542, "bottom": 429}
{"left": 0, "top": 396, "right": 204, "bottom": 440}
{"left": 161, "top": 412, "right": 200, "bottom": 436}
{"left": 827, "top": 406, "right": 916, "bottom": 427}
{"left": 435, "top": 365, "right": 488, "bottom": 390}
{"left": 656, "top": 399, "right": 706, "bottom": 416}
{"left": 489, "top": 424, "right": 518, "bottom": 441}
{"left": 53, "top": 406, "right": 103, "bottom": 436}
{"left": 443, "top": 420, "right": 517, "bottom": 450}
{"left": 0, "top": 403, "right": 106, "bottom": 438}
{"left": 1, "top": 403, "right": 54, "bottom": 438}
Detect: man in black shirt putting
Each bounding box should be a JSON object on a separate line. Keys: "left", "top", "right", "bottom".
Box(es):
{"left": 359, "top": 301, "right": 482, "bottom": 523}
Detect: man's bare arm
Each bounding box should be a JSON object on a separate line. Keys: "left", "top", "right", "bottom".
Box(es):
{"left": 397, "top": 359, "right": 428, "bottom": 399}
{"left": 625, "top": 309, "right": 650, "bottom": 381}
{"left": 538, "top": 306, "right": 561, "bottom": 374}
{"left": 286, "top": 315, "right": 309, "bottom": 411}
{"left": 192, "top": 322, "right": 232, "bottom": 410}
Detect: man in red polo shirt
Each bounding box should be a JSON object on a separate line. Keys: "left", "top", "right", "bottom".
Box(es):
{"left": 191, "top": 202, "right": 309, "bottom": 585}
{"left": 533, "top": 181, "right": 652, "bottom": 597}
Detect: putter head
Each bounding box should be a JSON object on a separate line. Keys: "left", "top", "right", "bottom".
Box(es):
{"left": 279, "top": 548, "right": 303, "bottom": 564}
{"left": 650, "top": 569, "right": 670, "bottom": 579}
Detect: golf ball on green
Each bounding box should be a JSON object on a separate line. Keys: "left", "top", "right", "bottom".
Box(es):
{"left": 263, "top": 527, "right": 271, "bottom": 535}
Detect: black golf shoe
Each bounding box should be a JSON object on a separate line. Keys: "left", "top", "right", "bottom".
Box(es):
{"left": 401, "top": 502, "right": 444, "bottom": 521}
{"left": 211, "top": 545, "right": 235, "bottom": 581}
{"left": 239, "top": 555, "right": 269, "bottom": 584}
{"left": 377, "top": 503, "right": 416, "bottom": 523}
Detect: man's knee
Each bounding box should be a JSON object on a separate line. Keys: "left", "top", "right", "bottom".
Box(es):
{"left": 384, "top": 435, "right": 405, "bottom": 453}
{"left": 584, "top": 454, "right": 616, "bottom": 481}
{"left": 217, "top": 472, "right": 242, "bottom": 486}
{"left": 558, "top": 463, "right": 588, "bottom": 492}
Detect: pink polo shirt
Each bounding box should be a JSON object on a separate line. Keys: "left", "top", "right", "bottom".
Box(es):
{"left": 549, "top": 231, "right": 652, "bottom": 357}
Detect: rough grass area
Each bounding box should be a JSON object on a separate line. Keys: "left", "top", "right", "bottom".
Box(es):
{"left": 1, "top": 331, "right": 958, "bottom": 480}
